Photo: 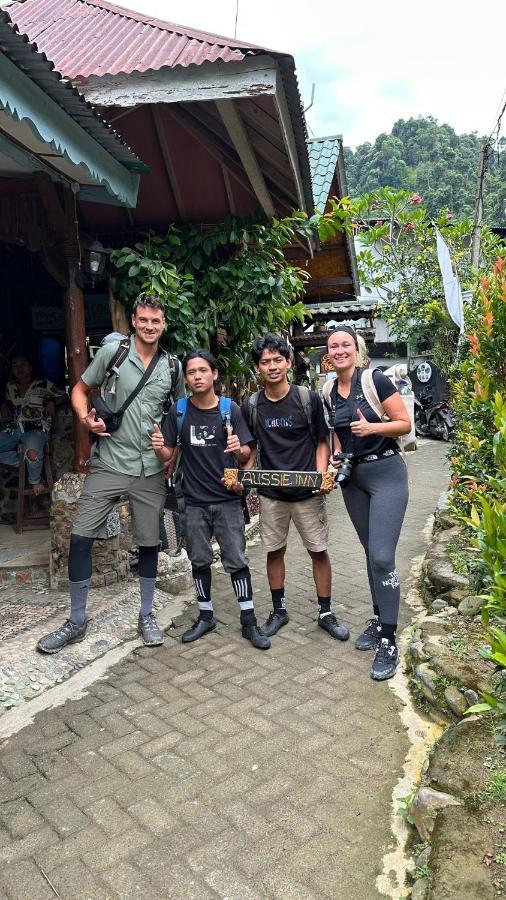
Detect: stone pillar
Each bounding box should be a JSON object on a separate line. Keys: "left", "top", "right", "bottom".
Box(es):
{"left": 50, "top": 473, "right": 130, "bottom": 590}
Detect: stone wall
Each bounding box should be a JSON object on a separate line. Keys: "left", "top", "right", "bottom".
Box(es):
{"left": 50, "top": 473, "right": 130, "bottom": 591}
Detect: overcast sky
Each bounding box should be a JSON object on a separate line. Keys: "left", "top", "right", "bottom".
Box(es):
{"left": 114, "top": 0, "right": 506, "bottom": 149}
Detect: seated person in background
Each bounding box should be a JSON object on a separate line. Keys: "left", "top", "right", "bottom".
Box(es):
{"left": 0, "top": 354, "right": 66, "bottom": 495}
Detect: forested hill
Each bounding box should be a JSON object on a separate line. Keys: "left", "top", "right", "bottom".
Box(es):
{"left": 343, "top": 117, "right": 505, "bottom": 224}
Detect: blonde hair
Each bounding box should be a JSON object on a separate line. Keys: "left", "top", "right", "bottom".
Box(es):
{"left": 357, "top": 334, "right": 369, "bottom": 368}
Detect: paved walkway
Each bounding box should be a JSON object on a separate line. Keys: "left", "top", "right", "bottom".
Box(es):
{"left": 0, "top": 442, "right": 448, "bottom": 900}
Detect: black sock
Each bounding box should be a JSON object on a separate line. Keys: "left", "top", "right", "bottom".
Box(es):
{"left": 240, "top": 608, "right": 256, "bottom": 627}
{"left": 192, "top": 566, "right": 213, "bottom": 621}
{"left": 373, "top": 604, "right": 380, "bottom": 617}
{"left": 318, "top": 595, "right": 331, "bottom": 617}
{"left": 380, "top": 623, "right": 397, "bottom": 644}
{"left": 271, "top": 588, "right": 286, "bottom": 611}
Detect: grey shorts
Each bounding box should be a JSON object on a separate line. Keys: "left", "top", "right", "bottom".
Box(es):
{"left": 185, "top": 502, "right": 248, "bottom": 572}
{"left": 259, "top": 494, "right": 329, "bottom": 553}
{"left": 72, "top": 457, "right": 166, "bottom": 546}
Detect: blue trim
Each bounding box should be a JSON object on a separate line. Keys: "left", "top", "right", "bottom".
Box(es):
{"left": 0, "top": 52, "right": 140, "bottom": 207}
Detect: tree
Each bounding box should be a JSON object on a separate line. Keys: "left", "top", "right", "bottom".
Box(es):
{"left": 345, "top": 117, "right": 505, "bottom": 225}
{"left": 355, "top": 188, "right": 505, "bottom": 374}
{"left": 110, "top": 206, "right": 353, "bottom": 389}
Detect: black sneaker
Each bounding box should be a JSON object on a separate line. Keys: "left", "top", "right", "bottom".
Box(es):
{"left": 318, "top": 613, "right": 350, "bottom": 641}
{"left": 138, "top": 613, "right": 164, "bottom": 646}
{"left": 37, "top": 618, "right": 88, "bottom": 654}
{"left": 182, "top": 617, "right": 217, "bottom": 643}
{"left": 242, "top": 624, "right": 271, "bottom": 650}
{"left": 371, "top": 638, "right": 399, "bottom": 680}
{"left": 261, "top": 610, "right": 289, "bottom": 637}
{"left": 355, "top": 617, "right": 381, "bottom": 651}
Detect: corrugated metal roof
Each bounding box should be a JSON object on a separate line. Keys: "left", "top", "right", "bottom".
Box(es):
{"left": 0, "top": 7, "right": 144, "bottom": 169}
{"left": 308, "top": 135, "right": 342, "bottom": 212}
{"left": 3, "top": 0, "right": 279, "bottom": 78}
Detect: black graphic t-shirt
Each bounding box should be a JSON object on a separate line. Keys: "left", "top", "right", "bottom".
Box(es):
{"left": 332, "top": 368, "right": 398, "bottom": 459}
{"left": 243, "top": 387, "right": 328, "bottom": 502}
{"left": 163, "top": 399, "right": 252, "bottom": 507}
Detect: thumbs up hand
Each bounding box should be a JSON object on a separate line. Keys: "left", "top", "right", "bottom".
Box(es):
{"left": 151, "top": 422, "right": 165, "bottom": 451}
{"left": 350, "top": 408, "right": 371, "bottom": 437}
{"left": 225, "top": 423, "right": 241, "bottom": 455}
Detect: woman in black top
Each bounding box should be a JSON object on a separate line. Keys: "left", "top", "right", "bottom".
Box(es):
{"left": 326, "top": 326, "right": 411, "bottom": 680}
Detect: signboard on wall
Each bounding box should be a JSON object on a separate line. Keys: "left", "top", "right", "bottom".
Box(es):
{"left": 31, "top": 295, "right": 111, "bottom": 332}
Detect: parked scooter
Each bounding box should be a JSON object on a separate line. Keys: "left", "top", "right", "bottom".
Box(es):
{"left": 414, "top": 390, "right": 455, "bottom": 441}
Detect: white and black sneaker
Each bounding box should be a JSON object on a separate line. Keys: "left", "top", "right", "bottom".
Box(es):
{"left": 355, "top": 616, "right": 381, "bottom": 651}
{"left": 371, "top": 638, "right": 399, "bottom": 681}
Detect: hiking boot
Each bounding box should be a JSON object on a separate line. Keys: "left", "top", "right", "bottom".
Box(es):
{"left": 261, "top": 610, "right": 289, "bottom": 637}
{"left": 371, "top": 638, "right": 399, "bottom": 680}
{"left": 37, "top": 618, "right": 88, "bottom": 654}
{"left": 182, "top": 617, "right": 217, "bottom": 643}
{"left": 355, "top": 616, "right": 381, "bottom": 651}
{"left": 242, "top": 624, "right": 271, "bottom": 650}
{"left": 318, "top": 613, "right": 350, "bottom": 641}
{"left": 138, "top": 612, "right": 164, "bottom": 646}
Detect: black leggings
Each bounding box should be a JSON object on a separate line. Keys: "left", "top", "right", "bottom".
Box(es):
{"left": 341, "top": 454, "right": 408, "bottom": 627}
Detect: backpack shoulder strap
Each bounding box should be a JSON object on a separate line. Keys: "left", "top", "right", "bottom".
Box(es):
{"left": 295, "top": 385, "right": 316, "bottom": 444}
{"left": 361, "top": 369, "right": 388, "bottom": 421}
{"left": 322, "top": 379, "right": 334, "bottom": 410}
{"left": 176, "top": 397, "right": 188, "bottom": 442}
{"left": 219, "top": 396, "right": 232, "bottom": 427}
{"left": 105, "top": 339, "right": 130, "bottom": 377}
{"left": 245, "top": 391, "right": 261, "bottom": 438}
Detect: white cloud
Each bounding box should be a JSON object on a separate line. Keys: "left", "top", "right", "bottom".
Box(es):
{"left": 114, "top": 0, "right": 506, "bottom": 147}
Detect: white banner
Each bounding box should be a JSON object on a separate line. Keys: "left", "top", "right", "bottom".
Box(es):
{"left": 435, "top": 229, "right": 465, "bottom": 333}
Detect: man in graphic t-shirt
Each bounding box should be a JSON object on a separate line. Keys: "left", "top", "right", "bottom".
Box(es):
{"left": 151, "top": 348, "right": 270, "bottom": 650}
{"left": 242, "top": 333, "right": 349, "bottom": 642}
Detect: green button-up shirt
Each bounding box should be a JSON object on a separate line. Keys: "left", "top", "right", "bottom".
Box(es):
{"left": 82, "top": 335, "right": 185, "bottom": 476}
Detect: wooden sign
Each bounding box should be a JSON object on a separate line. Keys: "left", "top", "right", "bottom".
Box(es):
{"left": 223, "top": 468, "right": 335, "bottom": 492}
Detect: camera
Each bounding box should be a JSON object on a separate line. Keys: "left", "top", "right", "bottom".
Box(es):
{"left": 332, "top": 452, "right": 354, "bottom": 487}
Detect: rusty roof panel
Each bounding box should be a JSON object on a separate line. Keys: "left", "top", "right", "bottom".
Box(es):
{"left": 4, "top": 0, "right": 271, "bottom": 78}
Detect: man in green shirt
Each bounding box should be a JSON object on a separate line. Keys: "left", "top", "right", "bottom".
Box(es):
{"left": 38, "top": 295, "right": 185, "bottom": 654}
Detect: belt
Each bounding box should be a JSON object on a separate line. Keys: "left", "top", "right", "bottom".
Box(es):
{"left": 355, "top": 448, "right": 399, "bottom": 465}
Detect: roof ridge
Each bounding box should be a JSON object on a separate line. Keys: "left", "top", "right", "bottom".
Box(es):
{"left": 308, "top": 134, "right": 343, "bottom": 144}
{"left": 74, "top": 0, "right": 270, "bottom": 50}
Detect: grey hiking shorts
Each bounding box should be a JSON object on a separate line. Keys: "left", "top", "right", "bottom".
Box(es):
{"left": 72, "top": 457, "right": 166, "bottom": 546}
{"left": 184, "top": 501, "right": 248, "bottom": 572}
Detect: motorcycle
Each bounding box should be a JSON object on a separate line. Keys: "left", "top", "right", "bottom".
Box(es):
{"left": 414, "top": 390, "right": 455, "bottom": 441}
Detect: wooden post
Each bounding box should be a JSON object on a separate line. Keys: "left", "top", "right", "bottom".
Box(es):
{"left": 63, "top": 265, "right": 90, "bottom": 473}
{"left": 108, "top": 281, "right": 131, "bottom": 335}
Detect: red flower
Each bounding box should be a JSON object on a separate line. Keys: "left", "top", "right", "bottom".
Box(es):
{"left": 375, "top": 220, "right": 384, "bottom": 227}
{"left": 404, "top": 222, "right": 416, "bottom": 231}
{"left": 445, "top": 212, "right": 453, "bottom": 219}
{"left": 409, "top": 194, "right": 422, "bottom": 204}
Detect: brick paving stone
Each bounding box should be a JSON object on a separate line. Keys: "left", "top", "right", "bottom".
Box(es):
{"left": 0, "top": 859, "right": 54, "bottom": 900}
{"left": 0, "top": 800, "right": 44, "bottom": 839}
{"left": 0, "top": 442, "right": 448, "bottom": 898}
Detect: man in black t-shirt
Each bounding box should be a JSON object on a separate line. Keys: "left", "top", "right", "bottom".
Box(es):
{"left": 242, "top": 334, "right": 349, "bottom": 642}
{"left": 152, "top": 349, "right": 270, "bottom": 650}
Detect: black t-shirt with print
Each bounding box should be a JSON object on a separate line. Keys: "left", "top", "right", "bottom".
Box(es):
{"left": 242, "top": 386, "right": 328, "bottom": 502}
{"left": 163, "top": 399, "right": 252, "bottom": 507}
{"left": 332, "top": 367, "right": 398, "bottom": 458}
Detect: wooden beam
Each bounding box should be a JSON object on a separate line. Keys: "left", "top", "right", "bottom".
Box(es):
{"left": 221, "top": 165, "right": 236, "bottom": 216}
{"left": 151, "top": 106, "right": 186, "bottom": 221}
{"left": 216, "top": 99, "right": 275, "bottom": 219}
{"left": 306, "top": 276, "right": 354, "bottom": 290}
{"left": 182, "top": 102, "right": 297, "bottom": 203}
{"left": 82, "top": 56, "right": 278, "bottom": 108}
{"left": 167, "top": 105, "right": 257, "bottom": 202}
{"left": 33, "top": 172, "right": 66, "bottom": 235}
